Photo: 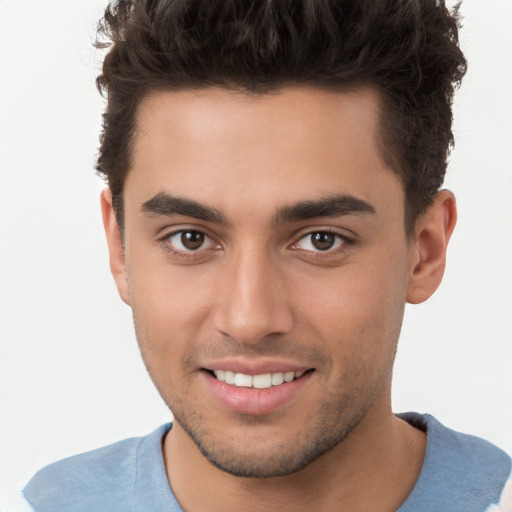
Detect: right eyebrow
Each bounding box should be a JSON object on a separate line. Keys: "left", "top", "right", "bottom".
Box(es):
{"left": 141, "top": 191, "right": 228, "bottom": 224}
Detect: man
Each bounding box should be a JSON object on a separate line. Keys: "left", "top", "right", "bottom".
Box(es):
{"left": 23, "top": 0, "right": 511, "bottom": 511}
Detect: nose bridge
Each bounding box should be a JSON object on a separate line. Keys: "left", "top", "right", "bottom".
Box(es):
{"left": 213, "top": 244, "right": 293, "bottom": 344}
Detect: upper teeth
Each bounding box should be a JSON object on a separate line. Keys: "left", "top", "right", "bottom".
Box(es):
{"left": 212, "top": 370, "right": 305, "bottom": 389}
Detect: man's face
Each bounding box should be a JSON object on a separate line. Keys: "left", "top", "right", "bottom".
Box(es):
{"left": 116, "top": 87, "right": 416, "bottom": 477}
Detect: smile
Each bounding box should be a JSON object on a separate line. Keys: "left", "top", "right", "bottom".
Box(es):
{"left": 203, "top": 367, "right": 314, "bottom": 415}
{"left": 211, "top": 370, "right": 306, "bottom": 389}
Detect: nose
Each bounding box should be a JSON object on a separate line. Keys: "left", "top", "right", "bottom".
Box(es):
{"left": 213, "top": 248, "right": 294, "bottom": 345}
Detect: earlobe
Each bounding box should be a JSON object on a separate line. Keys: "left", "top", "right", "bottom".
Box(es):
{"left": 100, "top": 189, "right": 131, "bottom": 306}
{"left": 406, "top": 190, "right": 457, "bottom": 304}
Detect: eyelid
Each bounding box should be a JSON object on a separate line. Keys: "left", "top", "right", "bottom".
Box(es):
{"left": 289, "top": 228, "right": 354, "bottom": 254}
{"left": 157, "top": 223, "right": 218, "bottom": 242}
{"left": 158, "top": 226, "right": 222, "bottom": 257}
{"left": 157, "top": 225, "right": 354, "bottom": 260}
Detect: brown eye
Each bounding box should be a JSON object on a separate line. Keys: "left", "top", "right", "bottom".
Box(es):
{"left": 180, "top": 231, "right": 205, "bottom": 250}
{"left": 166, "top": 230, "right": 217, "bottom": 253}
{"left": 311, "top": 232, "right": 336, "bottom": 251}
{"left": 294, "top": 231, "right": 345, "bottom": 252}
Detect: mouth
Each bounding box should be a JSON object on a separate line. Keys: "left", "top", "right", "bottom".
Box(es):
{"left": 205, "top": 369, "right": 314, "bottom": 389}
{"left": 200, "top": 360, "right": 316, "bottom": 415}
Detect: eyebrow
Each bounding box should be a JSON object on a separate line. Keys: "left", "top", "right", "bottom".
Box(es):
{"left": 274, "top": 194, "right": 376, "bottom": 224}
{"left": 142, "top": 192, "right": 228, "bottom": 224}
{"left": 141, "top": 191, "right": 376, "bottom": 225}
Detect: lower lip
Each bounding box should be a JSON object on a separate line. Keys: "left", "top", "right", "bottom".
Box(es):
{"left": 202, "top": 371, "right": 313, "bottom": 415}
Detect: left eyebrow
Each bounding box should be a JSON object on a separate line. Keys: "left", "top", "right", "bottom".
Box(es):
{"left": 274, "top": 194, "right": 376, "bottom": 224}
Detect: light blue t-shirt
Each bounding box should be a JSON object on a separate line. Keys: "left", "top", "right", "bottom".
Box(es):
{"left": 24, "top": 413, "right": 511, "bottom": 511}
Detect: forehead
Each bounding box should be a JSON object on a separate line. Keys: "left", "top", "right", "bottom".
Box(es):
{"left": 126, "top": 86, "right": 403, "bottom": 222}
{"left": 134, "top": 86, "right": 383, "bottom": 160}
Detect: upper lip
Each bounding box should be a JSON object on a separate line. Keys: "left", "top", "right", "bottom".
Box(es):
{"left": 201, "top": 358, "right": 312, "bottom": 375}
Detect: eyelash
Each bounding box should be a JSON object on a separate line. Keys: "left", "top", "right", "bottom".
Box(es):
{"left": 290, "top": 230, "right": 354, "bottom": 258}
{"left": 158, "top": 229, "right": 220, "bottom": 259}
{"left": 158, "top": 228, "right": 354, "bottom": 260}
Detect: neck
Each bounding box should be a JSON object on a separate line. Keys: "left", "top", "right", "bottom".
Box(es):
{"left": 163, "top": 405, "right": 426, "bottom": 512}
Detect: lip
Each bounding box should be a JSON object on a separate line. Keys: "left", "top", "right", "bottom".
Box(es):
{"left": 201, "top": 367, "right": 314, "bottom": 415}
{"left": 201, "top": 358, "right": 311, "bottom": 375}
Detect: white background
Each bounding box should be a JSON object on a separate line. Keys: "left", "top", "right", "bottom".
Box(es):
{"left": 0, "top": 1, "right": 511, "bottom": 509}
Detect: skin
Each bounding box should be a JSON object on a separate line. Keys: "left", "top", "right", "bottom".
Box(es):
{"left": 102, "top": 86, "right": 456, "bottom": 511}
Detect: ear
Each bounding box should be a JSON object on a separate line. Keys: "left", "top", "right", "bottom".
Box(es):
{"left": 406, "top": 190, "right": 457, "bottom": 304}
{"left": 100, "top": 189, "right": 131, "bottom": 306}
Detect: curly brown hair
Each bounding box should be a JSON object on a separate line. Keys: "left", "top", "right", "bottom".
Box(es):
{"left": 95, "top": 0, "right": 466, "bottom": 234}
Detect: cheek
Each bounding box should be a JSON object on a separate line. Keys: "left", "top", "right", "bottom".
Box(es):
{"left": 126, "top": 260, "right": 221, "bottom": 352}
{"left": 306, "top": 274, "right": 406, "bottom": 393}
{"left": 296, "top": 254, "right": 409, "bottom": 355}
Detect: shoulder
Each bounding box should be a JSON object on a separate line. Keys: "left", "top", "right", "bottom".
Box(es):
{"left": 418, "top": 413, "right": 510, "bottom": 484}
{"left": 485, "top": 476, "right": 512, "bottom": 512}
{"left": 23, "top": 424, "right": 172, "bottom": 512}
{"left": 398, "top": 413, "right": 511, "bottom": 512}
